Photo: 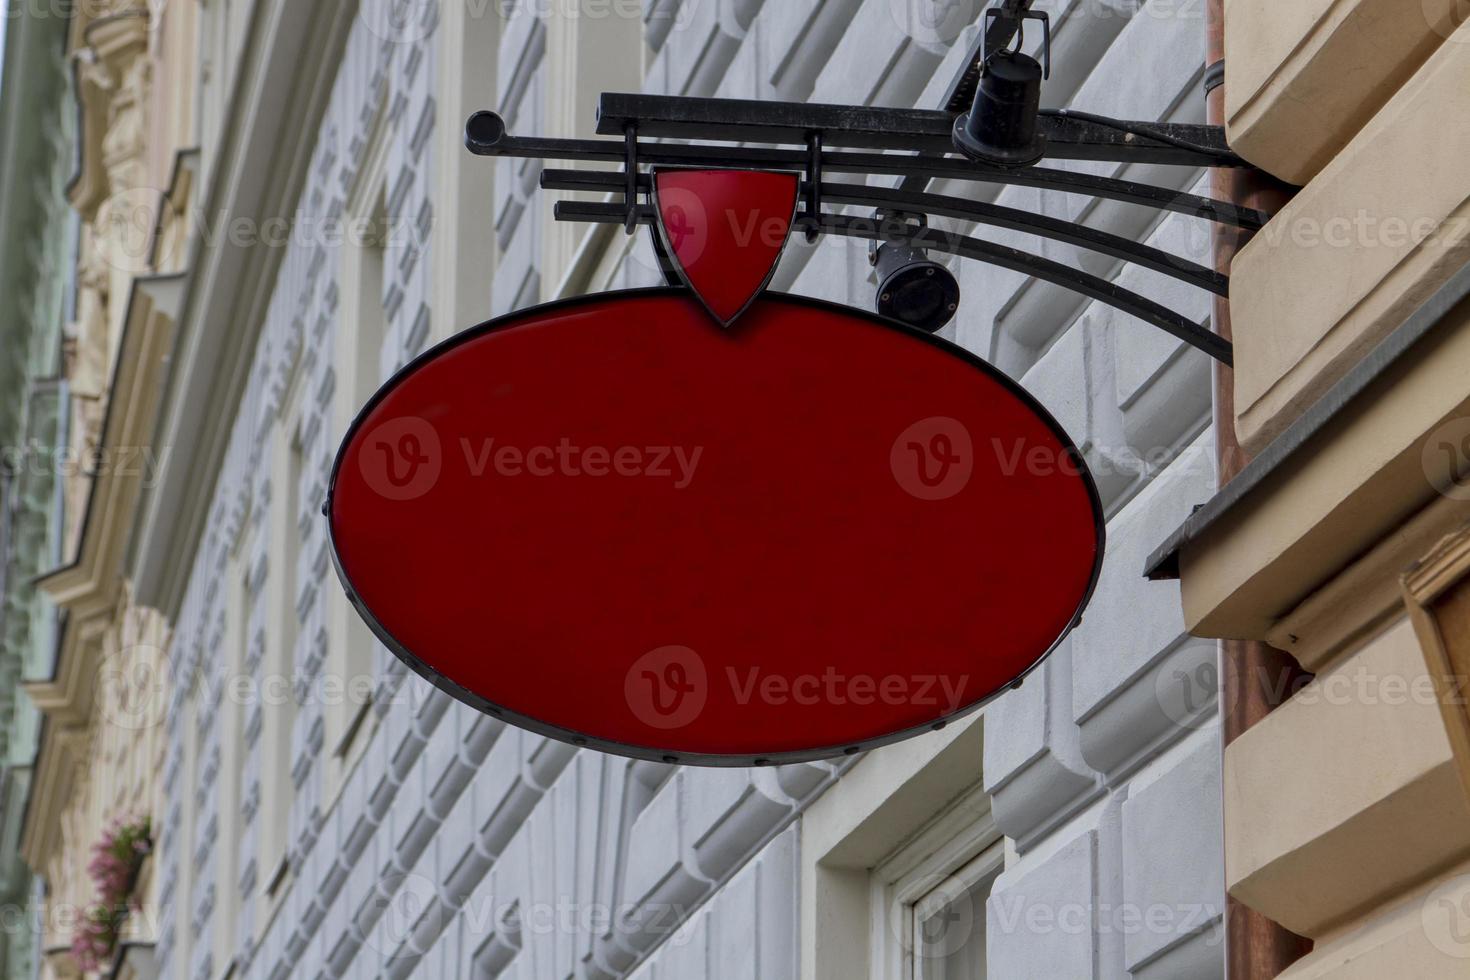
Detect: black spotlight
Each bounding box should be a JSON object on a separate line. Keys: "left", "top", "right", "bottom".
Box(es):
{"left": 953, "top": 47, "right": 1048, "bottom": 168}
{"left": 873, "top": 240, "right": 960, "bottom": 333}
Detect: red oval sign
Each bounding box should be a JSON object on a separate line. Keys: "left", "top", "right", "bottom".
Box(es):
{"left": 329, "top": 290, "right": 1102, "bottom": 765}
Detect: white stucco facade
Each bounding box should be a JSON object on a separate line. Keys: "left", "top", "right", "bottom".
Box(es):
{"left": 151, "top": 2, "right": 1226, "bottom": 978}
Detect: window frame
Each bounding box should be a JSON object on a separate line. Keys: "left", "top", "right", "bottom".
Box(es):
{"left": 869, "top": 781, "right": 1003, "bottom": 980}
{"left": 324, "top": 83, "right": 391, "bottom": 782}
{"left": 800, "top": 714, "right": 1007, "bottom": 980}
{"left": 907, "top": 843, "right": 1005, "bottom": 979}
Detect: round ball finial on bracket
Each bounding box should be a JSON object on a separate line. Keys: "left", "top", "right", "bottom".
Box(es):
{"left": 465, "top": 111, "right": 507, "bottom": 153}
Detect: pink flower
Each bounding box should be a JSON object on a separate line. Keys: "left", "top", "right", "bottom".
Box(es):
{"left": 72, "top": 814, "right": 152, "bottom": 973}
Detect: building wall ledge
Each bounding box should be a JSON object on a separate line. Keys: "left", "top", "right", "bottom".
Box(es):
{"left": 1147, "top": 268, "right": 1470, "bottom": 647}
{"left": 1231, "top": 17, "right": 1470, "bottom": 455}
{"left": 1224, "top": 616, "right": 1470, "bottom": 938}
{"left": 1272, "top": 858, "right": 1470, "bottom": 978}
{"left": 1225, "top": 0, "right": 1465, "bottom": 186}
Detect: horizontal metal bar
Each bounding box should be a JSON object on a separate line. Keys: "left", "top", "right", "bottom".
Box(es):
{"left": 541, "top": 169, "right": 1226, "bottom": 296}
{"left": 468, "top": 116, "right": 1269, "bottom": 230}
{"left": 553, "top": 201, "right": 651, "bottom": 223}
{"left": 594, "top": 92, "right": 1247, "bottom": 168}
{"left": 597, "top": 92, "right": 955, "bottom": 151}
{"left": 540, "top": 170, "right": 653, "bottom": 192}
{"left": 548, "top": 200, "right": 1232, "bottom": 366}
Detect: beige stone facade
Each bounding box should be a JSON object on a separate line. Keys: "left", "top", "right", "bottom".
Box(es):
{"left": 20, "top": 2, "right": 197, "bottom": 977}
{"left": 1163, "top": 3, "right": 1470, "bottom": 975}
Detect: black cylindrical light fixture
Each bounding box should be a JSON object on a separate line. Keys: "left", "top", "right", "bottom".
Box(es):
{"left": 953, "top": 49, "right": 1047, "bottom": 168}
{"left": 874, "top": 242, "right": 960, "bottom": 333}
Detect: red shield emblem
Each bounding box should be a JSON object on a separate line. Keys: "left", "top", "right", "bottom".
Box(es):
{"left": 653, "top": 169, "right": 800, "bottom": 327}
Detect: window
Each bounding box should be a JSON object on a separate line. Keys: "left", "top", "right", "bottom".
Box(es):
{"left": 349, "top": 189, "right": 388, "bottom": 403}
{"left": 870, "top": 780, "right": 1002, "bottom": 980}
{"left": 801, "top": 717, "right": 1005, "bottom": 980}
{"left": 339, "top": 188, "right": 387, "bottom": 742}
{"left": 255, "top": 420, "right": 302, "bottom": 895}
{"left": 428, "top": 0, "right": 500, "bottom": 342}
{"left": 906, "top": 846, "right": 1004, "bottom": 979}
{"left": 327, "top": 130, "right": 389, "bottom": 769}
{"left": 209, "top": 530, "right": 250, "bottom": 973}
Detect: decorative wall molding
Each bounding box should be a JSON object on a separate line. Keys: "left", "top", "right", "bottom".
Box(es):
{"left": 1403, "top": 521, "right": 1470, "bottom": 808}
{"left": 130, "top": 0, "right": 359, "bottom": 617}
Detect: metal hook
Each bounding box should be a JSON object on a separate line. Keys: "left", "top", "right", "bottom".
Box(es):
{"left": 982, "top": 7, "right": 1051, "bottom": 80}
{"left": 804, "top": 132, "right": 823, "bottom": 243}
{"left": 1033, "top": 11, "right": 1052, "bottom": 80}
{"left": 623, "top": 124, "right": 639, "bottom": 234}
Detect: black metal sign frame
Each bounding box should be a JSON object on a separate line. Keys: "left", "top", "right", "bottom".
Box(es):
{"left": 463, "top": 2, "right": 1279, "bottom": 368}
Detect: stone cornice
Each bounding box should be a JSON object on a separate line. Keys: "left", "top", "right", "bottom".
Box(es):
{"left": 22, "top": 275, "right": 183, "bottom": 875}
{"left": 21, "top": 613, "right": 107, "bottom": 733}
{"left": 129, "top": 0, "right": 358, "bottom": 616}
{"left": 152, "top": 147, "right": 201, "bottom": 273}
{"left": 36, "top": 274, "right": 184, "bottom": 619}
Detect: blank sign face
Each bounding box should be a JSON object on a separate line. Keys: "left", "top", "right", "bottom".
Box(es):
{"left": 328, "top": 289, "right": 1103, "bottom": 765}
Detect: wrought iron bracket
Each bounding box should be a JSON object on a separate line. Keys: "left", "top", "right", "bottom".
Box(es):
{"left": 465, "top": 88, "right": 1281, "bottom": 367}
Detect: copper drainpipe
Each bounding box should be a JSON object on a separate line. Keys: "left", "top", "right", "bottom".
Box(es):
{"left": 1205, "top": 2, "right": 1314, "bottom": 978}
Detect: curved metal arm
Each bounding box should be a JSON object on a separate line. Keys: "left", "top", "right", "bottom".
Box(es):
{"left": 816, "top": 182, "right": 1228, "bottom": 295}
{"left": 551, "top": 200, "right": 1232, "bottom": 367}
{"left": 540, "top": 170, "right": 1227, "bottom": 297}
{"left": 819, "top": 215, "right": 1231, "bottom": 367}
